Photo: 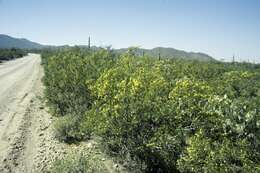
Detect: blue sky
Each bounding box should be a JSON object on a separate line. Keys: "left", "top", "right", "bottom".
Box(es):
{"left": 0, "top": 0, "right": 259, "bottom": 62}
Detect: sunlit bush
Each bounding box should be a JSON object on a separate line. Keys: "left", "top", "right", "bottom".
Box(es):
{"left": 43, "top": 48, "right": 260, "bottom": 172}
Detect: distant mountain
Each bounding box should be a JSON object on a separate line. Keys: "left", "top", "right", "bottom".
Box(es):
{"left": 116, "top": 47, "right": 215, "bottom": 61}
{"left": 0, "top": 34, "right": 215, "bottom": 61}
{"left": 0, "top": 34, "right": 43, "bottom": 49}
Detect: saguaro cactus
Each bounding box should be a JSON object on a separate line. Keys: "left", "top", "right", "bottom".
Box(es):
{"left": 88, "top": 36, "right": 91, "bottom": 49}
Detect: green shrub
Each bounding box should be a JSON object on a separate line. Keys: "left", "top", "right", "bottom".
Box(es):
{"left": 0, "top": 48, "right": 27, "bottom": 61}
{"left": 177, "top": 130, "right": 260, "bottom": 173}
{"left": 54, "top": 115, "right": 91, "bottom": 142}
{"left": 43, "top": 49, "right": 117, "bottom": 142}
{"left": 88, "top": 56, "right": 179, "bottom": 171}
{"left": 43, "top": 49, "right": 116, "bottom": 117}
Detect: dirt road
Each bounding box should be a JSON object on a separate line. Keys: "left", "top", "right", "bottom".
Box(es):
{"left": 0, "top": 54, "right": 64, "bottom": 173}
{"left": 0, "top": 54, "right": 128, "bottom": 173}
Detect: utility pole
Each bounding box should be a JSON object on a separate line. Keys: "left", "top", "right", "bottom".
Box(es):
{"left": 158, "top": 53, "right": 161, "bottom": 60}
{"left": 88, "top": 36, "right": 91, "bottom": 49}
{"left": 232, "top": 54, "right": 235, "bottom": 64}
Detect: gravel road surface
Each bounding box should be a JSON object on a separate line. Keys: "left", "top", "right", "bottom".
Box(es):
{"left": 0, "top": 54, "right": 64, "bottom": 173}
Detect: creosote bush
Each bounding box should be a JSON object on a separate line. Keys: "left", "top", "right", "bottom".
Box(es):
{"left": 43, "top": 48, "right": 260, "bottom": 173}
{"left": 53, "top": 114, "right": 91, "bottom": 142}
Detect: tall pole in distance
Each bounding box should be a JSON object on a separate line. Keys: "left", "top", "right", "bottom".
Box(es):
{"left": 88, "top": 36, "right": 91, "bottom": 49}
{"left": 158, "top": 47, "right": 162, "bottom": 60}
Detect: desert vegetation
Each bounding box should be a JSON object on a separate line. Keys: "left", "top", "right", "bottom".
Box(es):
{"left": 0, "top": 48, "right": 27, "bottom": 62}
{"left": 42, "top": 47, "right": 260, "bottom": 172}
